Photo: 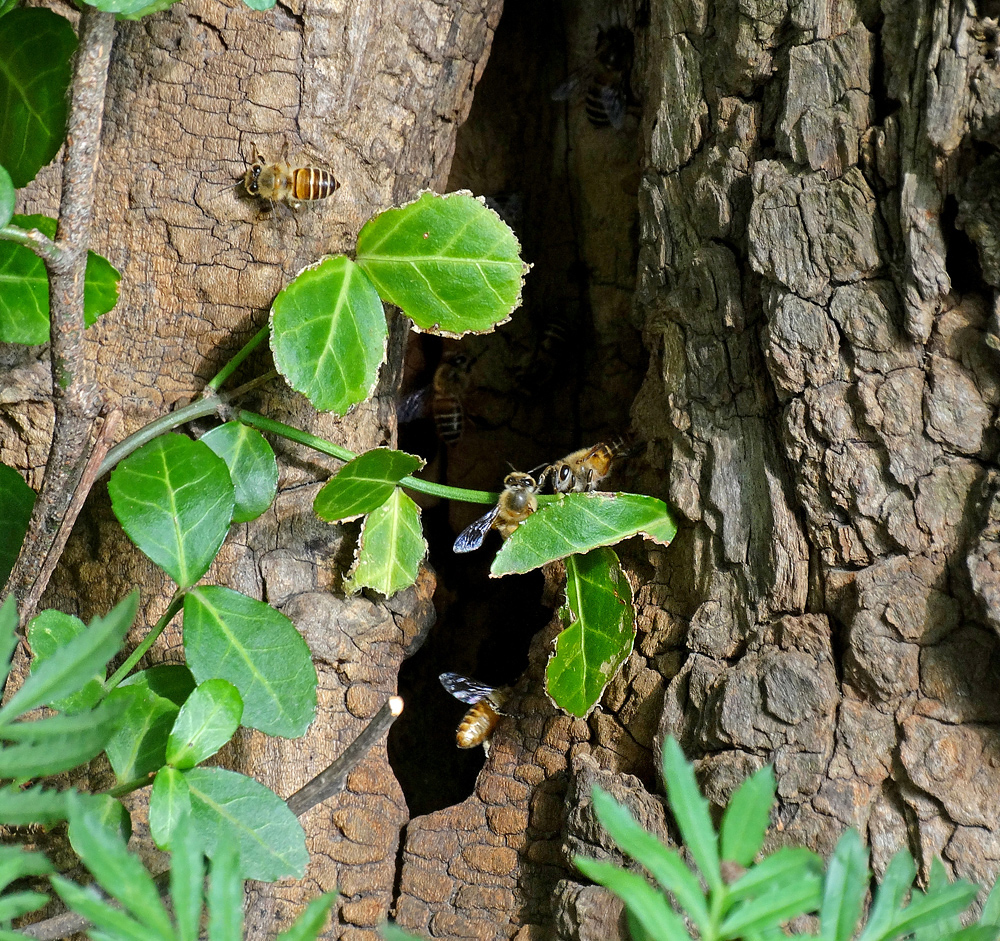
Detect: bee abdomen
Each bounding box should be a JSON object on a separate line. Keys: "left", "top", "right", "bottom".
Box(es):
{"left": 291, "top": 167, "right": 340, "bottom": 201}
{"left": 585, "top": 88, "right": 613, "bottom": 127}
{"left": 432, "top": 394, "right": 464, "bottom": 444}
{"left": 456, "top": 701, "right": 500, "bottom": 748}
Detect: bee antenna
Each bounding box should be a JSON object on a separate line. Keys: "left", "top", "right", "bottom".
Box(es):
{"left": 527, "top": 461, "right": 549, "bottom": 478}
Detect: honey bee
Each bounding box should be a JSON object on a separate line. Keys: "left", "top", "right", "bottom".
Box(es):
{"left": 398, "top": 353, "right": 472, "bottom": 445}
{"left": 439, "top": 672, "right": 510, "bottom": 750}
{"left": 538, "top": 441, "right": 623, "bottom": 494}
{"left": 243, "top": 144, "right": 340, "bottom": 210}
{"left": 551, "top": 25, "right": 635, "bottom": 130}
{"left": 452, "top": 471, "right": 539, "bottom": 553}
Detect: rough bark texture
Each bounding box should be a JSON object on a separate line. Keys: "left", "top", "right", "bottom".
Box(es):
{"left": 8, "top": 0, "right": 498, "bottom": 937}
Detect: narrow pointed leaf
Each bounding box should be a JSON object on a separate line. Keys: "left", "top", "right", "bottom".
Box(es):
{"left": 169, "top": 814, "right": 204, "bottom": 941}
{"left": 27, "top": 610, "right": 105, "bottom": 713}
{"left": 0, "top": 9, "right": 76, "bottom": 187}
{"left": 979, "top": 872, "right": 1000, "bottom": 926}
{"left": 183, "top": 586, "right": 316, "bottom": 737}
{"left": 721, "top": 765, "right": 776, "bottom": 866}
{"left": 546, "top": 548, "right": 635, "bottom": 718}
{"left": 0, "top": 889, "right": 48, "bottom": 922}
{"left": 184, "top": 766, "right": 308, "bottom": 881}
{"left": 150, "top": 766, "right": 192, "bottom": 849}
{"left": 819, "top": 830, "right": 869, "bottom": 941}
{"left": 276, "top": 893, "right": 338, "bottom": 940}
{"left": 0, "top": 844, "right": 53, "bottom": 888}
{"left": 108, "top": 434, "right": 235, "bottom": 588}
{"left": 270, "top": 254, "right": 387, "bottom": 415}
{"left": 65, "top": 793, "right": 174, "bottom": 939}
{"left": 491, "top": 493, "right": 677, "bottom": 576}
{"left": 662, "top": 737, "right": 723, "bottom": 893}
{"left": 0, "top": 596, "right": 16, "bottom": 681}
{"left": 314, "top": 448, "right": 424, "bottom": 522}
{"left": 382, "top": 928, "right": 423, "bottom": 941}
{"left": 720, "top": 874, "right": 823, "bottom": 937}
{"left": 591, "top": 785, "right": 709, "bottom": 931}
{"left": 894, "top": 882, "right": 980, "bottom": 938}
{"left": 201, "top": 423, "right": 278, "bottom": 524}
{"left": 166, "top": 679, "right": 243, "bottom": 769}
{"left": 345, "top": 488, "right": 426, "bottom": 597}
{"left": 206, "top": 840, "right": 242, "bottom": 941}
{"left": 356, "top": 190, "right": 528, "bottom": 336}
{"left": 0, "top": 463, "right": 34, "bottom": 587}
{"left": 857, "top": 850, "right": 917, "bottom": 941}
{"left": 575, "top": 855, "right": 690, "bottom": 941}
{"left": 729, "top": 847, "right": 824, "bottom": 904}
{"left": 0, "top": 591, "right": 137, "bottom": 725}
{"left": 0, "top": 784, "right": 68, "bottom": 825}
{"left": 0, "top": 165, "right": 13, "bottom": 227}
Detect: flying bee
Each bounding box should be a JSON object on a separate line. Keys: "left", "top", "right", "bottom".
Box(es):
{"left": 551, "top": 24, "right": 635, "bottom": 130}
{"left": 452, "top": 471, "right": 539, "bottom": 553}
{"left": 243, "top": 143, "right": 340, "bottom": 211}
{"left": 398, "top": 353, "right": 473, "bottom": 445}
{"left": 439, "top": 672, "right": 510, "bottom": 750}
{"left": 538, "top": 440, "right": 624, "bottom": 494}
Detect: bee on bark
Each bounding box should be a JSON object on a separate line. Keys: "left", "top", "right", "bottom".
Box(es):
{"left": 439, "top": 672, "right": 510, "bottom": 750}
{"left": 452, "top": 471, "right": 539, "bottom": 553}
{"left": 538, "top": 440, "right": 624, "bottom": 494}
{"left": 243, "top": 143, "right": 340, "bottom": 211}
{"left": 397, "top": 353, "right": 473, "bottom": 445}
{"left": 551, "top": 25, "right": 635, "bottom": 130}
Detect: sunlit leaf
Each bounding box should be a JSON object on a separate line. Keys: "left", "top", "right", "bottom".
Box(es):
{"left": 27, "top": 610, "right": 105, "bottom": 714}
{"left": 169, "top": 814, "right": 203, "bottom": 941}
{"left": 0, "top": 463, "right": 34, "bottom": 588}
{"left": 545, "top": 548, "right": 634, "bottom": 718}
{"left": 719, "top": 874, "right": 823, "bottom": 937}
{"left": 0, "top": 9, "right": 76, "bottom": 188}
{"left": 277, "top": 893, "right": 338, "bottom": 941}
{"left": 241, "top": 0, "right": 276, "bottom": 9}
{"left": 108, "top": 434, "right": 235, "bottom": 589}
{"left": 0, "top": 845, "right": 51, "bottom": 924}
{"left": 149, "top": 766, "right": 191, "bottom": 849}
{"left": 183, "top": 586, "right": 316, "bottom": 738}
{"left": 721, "top": 765, "right": 776, "bottom": 867}
{"left": 345, "top": 488, "right": 426, "bottom": 597}
{"left": 314, "top": 448, "right": 423, "bottom": 523}
{"left": 166, "top": 679, "right": 243, "bottom": 770}
{"left": 201, "top": 422, "right": 278, "bottom": 524}
{"left": 78, "top": 0, "right": 181, "bottom": 19}
{"left": 819, "top": 830, "right": 869, "bottom": 941}
{"left": 491, "top": 493, "right": 677, "bottom": 576}
{"left": 205, "top": 839, "right": 242, "bottom": 941}
{"left": 0, "top": 165, "right": 13, "bottom": 227}
{"left": 0, "top": 215, "right": 121, "bottom": 344}
{"left": 0, "top": 783, "right": 69, "bottom": 826}
{"left": 183, "top": 766, "right": 308, "bottom": 881}
{"left": 355, "top": 191, "right": 528, "bottom": 336}
{"left": 270, "top": 254, "right": 387, "bottom": 415}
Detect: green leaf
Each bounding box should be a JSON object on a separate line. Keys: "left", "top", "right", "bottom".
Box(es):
{"left": 355, "top": 191, "right": 528, "bottom": 336}
{"left": 345, "top": 488, "right": 426, "bottom": 597}
{"left": 167, "top": 679, "right": 243, "bottom": 769}
{"left": 819, "top": 830, "right": 869, "bottom": 941}
{"left": 0, "top": 783, "right": 68, "bottom": 825}
{"left": 0, "top": 591, "right": 137, "bottom": 725}
{"left": 242, "top": 0, "right": 276, "bottom": 8}
{"left": 0, "top": 9, "right": 76, "bottom": 188}
{"left": 0, "top": 596, "right": 15, "bottom": 682}
{"left": 720, "top": 874, "right": 823, "bottom": 938}
{"left": 945, "top": 929, "right": 1000, "bottom": 941}
{"left": 720, "top": 765, "right": 776, "bottom": 867}
{"left": 546, "top": 548, "right": 635, "bottom": 717}
{"left": 0, "top": 701, "right": 125, "bottom": 778}
{"left": 728, "top": 847, "right": 824, "bottom": 904}
{"left": 276, "top": 893, "right": 338, "bottom": 940}
{"left": 0, "top": 845, "right": 51, "bottom": 922}
{"left": 979, "top": 871, "right": 1000, "bottom": 927}
{"left": 51, "top": 875, "right": 153, "bottom": 941}
{"left": 491, "top": 493, "right": 677, "bottom": 576}
{"left": 0, "top": 463, "right": 34, "bottom": 587}
{"left": 183, "top": 766, "right": 308, "bottom": 881}
{"left": 201, "top": 423, "right": 278, "bottom": 524}
{"left": 0, "top": 165, "right": 13, "bottom": 227}
{"left": 662, "top": 737, "right": 723, "bottom": 894}
{"left": 206, "top": 839, "right": 242, "bottom": 941}
{"left": 105, "top": 666, "right": 195, "bottom": 781}
{"left": 575, "top": 855, "right": 689, "bottom": 941}
{"left": 0, "top": 215, "right": 120, "bottom": 343}
{"left": 381, "top": 926, "right": 424, "bottom": 941}
{"left": 27, "top": 610, "right": 105, "bottom": 713}
{"left": 314, "top": 448, "right": 424, "bottom": 523}
{"left": 857, "top": 850, "right": 917, "bottom": 941}
{"left": 183, "top": 586, "right": 316, "bottom": 738}
{"left": 108, "top": 434, "right": 235, "bottom": 589}
{"left": 78, "top": 0, "right": 181, "bottom": 19}
{"left": 590, "top": 785, "right": 709, "bottom": 932}
{"left": 150, "top": 766, "right": 192, "bottom": 849}
{"left": 888, "top": 881, "right": 980, "bottom": 940}
{"left": 270, "top": 254, "right": 387, "bottom": 415}
{"left": 65, "top": 792, "right": 175, "bottom": 940}
{"left": 169, "top": 814, "right": 204, "bottom": 941}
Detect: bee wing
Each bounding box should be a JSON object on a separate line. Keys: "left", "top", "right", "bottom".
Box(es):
{"left": 551, "top": 72, "right": 584, "bottom": 101}
{"left": 439, "top": 672, "right": 497, "bottom": 704}
{"left": 397, "top": 386, "right": 432, "bottom": 423}
{"left": 602, "top": 84, "right": 627, "bottom": 130}
{"left": 452, "top": 505, "right": 500, "bottom": 553}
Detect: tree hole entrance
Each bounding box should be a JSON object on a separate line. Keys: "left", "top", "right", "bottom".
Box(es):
{"left": 387, "top": 0, "right": 646, "bottom": 818}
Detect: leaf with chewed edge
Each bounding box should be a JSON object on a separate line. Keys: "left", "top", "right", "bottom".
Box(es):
{"left": 345, "top": 488, "right": 426, "bottom": 597}
{"left": 491, "top": 493, "right": 676, "bottom": 576}
{"left": 546, "top": 548, "right": 635, "bottom": 718}
{"left": 314, "top": 448, "right": 423, "bottom": 523}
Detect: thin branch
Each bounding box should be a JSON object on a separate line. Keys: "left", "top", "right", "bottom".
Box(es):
{"left": 0, "top": 223, "right": 64, "bottom": 265}
{"left": 7, "top": 9, "right": 116, "bottom": 624}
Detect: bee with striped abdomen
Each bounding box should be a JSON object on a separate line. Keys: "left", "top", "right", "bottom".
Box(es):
{"left": 538, "top": 440, "right": 624, "bottom": 494}
{"left": 452, "top": 471, "right": 539, "bottom": 553}
{"left": 243, "top": 143, "right": 340, "bottom": 211}
{"left": 439, "top": 672, "right": 510, "bottom": 750}
{"left": 551, "top": 25, "right": 635, "bottom": 130}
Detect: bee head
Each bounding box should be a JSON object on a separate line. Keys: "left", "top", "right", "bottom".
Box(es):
{"left": 556, "top": 464, "right": 575, "bottom": 489}
{"left": 243, "top": 163, "right": 261, "bottom": 196}
{"left": 503, "top": 471, "right": 537, "bottom": 492}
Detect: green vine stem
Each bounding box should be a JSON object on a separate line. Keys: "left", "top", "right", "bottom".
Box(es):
{"left": 202, "top": 325, "right": 272, "bottom": 394}
{"left": 104, "top": 592, "right": 184, "bottom": 691}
